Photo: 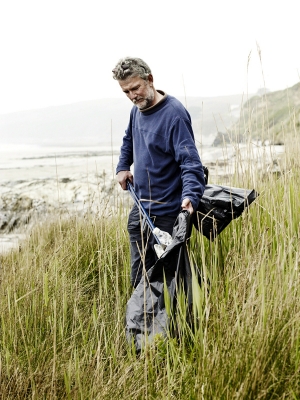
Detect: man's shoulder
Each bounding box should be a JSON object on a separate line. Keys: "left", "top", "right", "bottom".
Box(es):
{"left": 166, "top": 94, "right": 184, "bottom": 107}
{"left": 165, "top": 95, "right": 190, "bottom": 118}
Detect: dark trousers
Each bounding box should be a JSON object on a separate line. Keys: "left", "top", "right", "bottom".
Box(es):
{"left": 127, "top": 204, "right": 177, "bottom": 288}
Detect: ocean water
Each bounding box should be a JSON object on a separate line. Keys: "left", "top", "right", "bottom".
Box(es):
{"left": 0, "top": 141, "right": 285, "bottom": 184}
{"left": 0, "top": 141, "right": 285, "bottom": 253}
{"left": 0, "top": 143, "right": 122, "bottom": 253}
{"left": 0, "top": 143, "right": 120, "bottom": 183}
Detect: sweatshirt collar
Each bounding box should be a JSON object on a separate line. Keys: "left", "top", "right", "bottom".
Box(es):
{"left": 139, "top": 90, "right": 167, "bottom": 114}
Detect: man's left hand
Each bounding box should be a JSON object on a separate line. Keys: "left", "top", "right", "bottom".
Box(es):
{"left": 181, "top": 198, "right": 194, "bottom": 214}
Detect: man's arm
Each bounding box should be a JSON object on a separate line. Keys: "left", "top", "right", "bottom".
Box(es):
{"left": 116, "top": 115, "right": 134, "bottom": 190}
{"left": 169, "top": 117, "right": 206, "bottom": 212}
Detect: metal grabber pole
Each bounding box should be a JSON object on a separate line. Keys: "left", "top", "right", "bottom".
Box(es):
{"left": 126, "top": 180, "right": 173, "bottom": 257}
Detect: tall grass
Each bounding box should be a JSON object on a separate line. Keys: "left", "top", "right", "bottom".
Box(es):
{"left": 1, "top": 123, "right": 300, "bottom": 398}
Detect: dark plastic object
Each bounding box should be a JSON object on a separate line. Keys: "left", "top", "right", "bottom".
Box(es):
{"left": 125, "top": 210, "right": 192, "bottom": 352}
{"left": 194, "top": 184, "right": 259, "bottom": 240}
{"left": 125, "top": 166, "right": 258, "bottom": 350}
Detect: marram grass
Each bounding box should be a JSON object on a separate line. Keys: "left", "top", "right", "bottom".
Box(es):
{"left": 1, "top": 138, "right": 300, "bottom": 399}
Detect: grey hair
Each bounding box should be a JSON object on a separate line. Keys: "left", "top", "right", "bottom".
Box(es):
{"left": 112, "top": 57, "right": 152, "bottom": 81}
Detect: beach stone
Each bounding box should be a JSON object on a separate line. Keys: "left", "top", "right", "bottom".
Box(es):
{"left": 0, "top": 213, "right": 9, "bottom": 230}
{"left": 6, "top": 215, "right": 20, "bottom": 232}
{"left": 60, "top": 177, "right": 72, "bottom": 183}
{"left": 11, "top": 196, "right": 33, "bottom": 211}
{"left": 19, "top": 210, "right": 33, "bottom": 225}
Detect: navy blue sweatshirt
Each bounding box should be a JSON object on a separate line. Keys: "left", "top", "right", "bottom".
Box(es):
{"left": 116, "top": 93, "right": 206, "bottom": 217}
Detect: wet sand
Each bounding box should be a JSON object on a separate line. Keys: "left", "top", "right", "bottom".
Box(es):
{"left": 0, "top": 146, "right": 122, "bottom": 253}
{"left": 0, "top": 143, "right": 284, "bottom": 253}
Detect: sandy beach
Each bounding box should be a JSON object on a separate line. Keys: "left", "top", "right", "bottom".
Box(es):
{"left": 0, "top": 142, "right": 284, "bottom": 253}
{"left": 0, "top": 145, "right": 121, "bottom": 252}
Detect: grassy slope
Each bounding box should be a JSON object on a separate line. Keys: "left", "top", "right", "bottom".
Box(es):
{"left": 0, "top": 111, "right": 300, "bottom": 399}
{"left": 214, "top": 83, "right": 300, "bottom": 146}
{"left": 234, "top": 82, "right": 300, "bottom": 143}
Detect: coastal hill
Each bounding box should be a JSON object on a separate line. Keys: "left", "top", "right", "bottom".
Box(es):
{"left": 213, "top": 82, "right": 300, "bottom": 146}
{"left": 0, "top": 94, "right": 245, "bottom": 148}
{"left": 239, "top": 81, "right": 300, "bottom": 142}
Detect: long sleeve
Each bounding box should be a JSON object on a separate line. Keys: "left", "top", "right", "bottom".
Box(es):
{"left": 168, "top": 117, "right": 206, "bottom": 211}
{"left": 116, "top": 116, "right": 134, "bottom": 174}
{"left": 116, "top": 95, "right": 205, "bottom": 217}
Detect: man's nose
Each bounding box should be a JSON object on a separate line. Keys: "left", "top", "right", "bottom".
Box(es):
{"left": 128, "top": 91, "right": 137, "bottom": 100}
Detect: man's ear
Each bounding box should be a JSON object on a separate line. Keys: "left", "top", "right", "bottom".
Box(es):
{"left": 147, "top": 74, "right": 154, "bottom": 84}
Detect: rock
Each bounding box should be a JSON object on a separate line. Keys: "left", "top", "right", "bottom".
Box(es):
{"left": 6, "top": 215, "right": 20, "bottom": 232}
{"left": 0, "top": 173, "right": 121, "bottom": 237}
{"left": 60, "top": 177, "right": 72, "bottom": 183}
{"left": 0, "top": 213, "right": 9, "bottom": 230}
{"left": 212, "top": 131, "right": 245, "bottom": 147}
{"left": 212, "top": 132, "right": 232, "bottom": 146}
{"left": 12, "top": 196, "right": 33, "bottom": 211}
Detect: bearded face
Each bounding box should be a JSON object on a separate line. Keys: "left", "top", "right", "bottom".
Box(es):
{"left": 119, "top": 76, "right": 156, "bottom": 110}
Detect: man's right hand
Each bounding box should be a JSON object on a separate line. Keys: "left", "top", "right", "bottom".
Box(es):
{"left": 116, "top": 170, "right": 133, "bottom": 190}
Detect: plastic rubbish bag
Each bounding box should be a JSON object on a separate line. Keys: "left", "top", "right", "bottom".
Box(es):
{"left": 125, "top": 210, "right": 192, "bottom": 352}
{"left": 125, "top": 182, "right": 258, "bottom": 351}
{"left": 193, "top": 184, "right": 258, "bottom": 240}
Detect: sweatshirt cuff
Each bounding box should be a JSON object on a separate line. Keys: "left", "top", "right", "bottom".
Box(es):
{"left": 116, "top": 166, "right": 131, "bottom": 175}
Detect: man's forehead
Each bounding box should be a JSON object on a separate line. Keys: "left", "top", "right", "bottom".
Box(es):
{"left": 119, "top": 76, "right": 144, "bottom": 90}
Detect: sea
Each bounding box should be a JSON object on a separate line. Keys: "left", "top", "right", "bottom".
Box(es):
{"left": 0, "top": 141, "right": 251, "bottom": 179}
{"left": 0, "top": 143, "right": 120, "bottom": 183}
{"left": 0, "top": 141, "right": 284, "bottom": 253}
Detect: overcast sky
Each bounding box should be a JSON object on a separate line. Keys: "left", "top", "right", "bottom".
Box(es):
{"left": 0, "top": 0, "right": 299, "bottom": 115}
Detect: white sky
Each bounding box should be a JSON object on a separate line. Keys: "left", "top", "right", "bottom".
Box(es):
{"left": 0, "top": 0, "right": 299, "bottom": 115}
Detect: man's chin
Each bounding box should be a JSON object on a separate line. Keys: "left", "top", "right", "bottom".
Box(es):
{"left": 135, "top": 102, "right": 148, "bottom": 110}
{"left": 136, "top": 100, "right": 155, "bottom": 110}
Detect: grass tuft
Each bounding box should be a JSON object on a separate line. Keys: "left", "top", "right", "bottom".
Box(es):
{"left": 0, "top": 114, "right": 300, "bottom": 398}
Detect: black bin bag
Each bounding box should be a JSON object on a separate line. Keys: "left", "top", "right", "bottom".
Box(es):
{"left": 125, "top": 182, "right": 258, "bottom": 351}
{"left": 193, "top": 184, "right": 259, "bottom": 240}
{"left": 125, "top": 210, "right": 193, "bottom": 352}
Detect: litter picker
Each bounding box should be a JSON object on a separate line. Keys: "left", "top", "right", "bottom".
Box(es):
{"left": 126, "top": 180, "right": 172, "bottom": 257}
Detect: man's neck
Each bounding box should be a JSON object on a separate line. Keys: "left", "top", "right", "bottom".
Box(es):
{"left": 140, "top": 90, "right": 166, "bottom": 112}
{"left": 154, "top": 90, "right": 164, "bottom": 105}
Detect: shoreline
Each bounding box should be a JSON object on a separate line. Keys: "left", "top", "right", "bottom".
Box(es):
{"left": 0, "top": 143, "right": 284, "bottom": 254}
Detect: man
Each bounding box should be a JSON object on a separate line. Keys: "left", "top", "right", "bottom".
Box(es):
{"left": 113, "top": 57, "right": 206, "bottom": 287}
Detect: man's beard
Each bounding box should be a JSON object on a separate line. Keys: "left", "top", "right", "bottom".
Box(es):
{"left": 133, "top": 89, "right": 155, "bottom": 110}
